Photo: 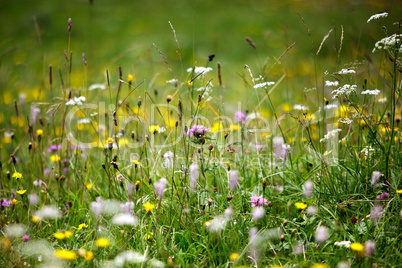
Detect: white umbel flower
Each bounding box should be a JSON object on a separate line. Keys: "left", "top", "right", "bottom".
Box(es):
{"left": 253, "top": 81, "right": 275, "bottom": 89}
{"left": 367, "top": 12, "right": 388, "bottom": 23}
{"left": 334, "top": 241, "right": 351, "bottom": 248}
{"left": 320, "top": 129, "right": 342, "bottom": 143}
{"left": 66, "top": 96, "right": 86, "bottom": 106}
{"left": 332, "top": 84, "right": 357, "bottom": 99}
{"left": 338, "top": 69, "right": 356, "bottom": 74}
{"left": 187, "top": 66, "right": 212, "bottom": 78}
{"left": 325, "top": 80, "right": 339, "bottom": 87}
{"left": 361, "top": 89, "right": 380, "bottom": 95}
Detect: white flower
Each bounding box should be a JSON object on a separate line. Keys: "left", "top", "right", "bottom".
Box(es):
{"left": 154, "top": 178, "right": 168, "bottom": 198}
{"left": 306, "top": 205, "right": 318, "bottom": 215}
{"left": 332, "top": 84, "right": 357, "bottom": 99}
{"left": 293, "top": 104, "right": 308, "bottom": 111}
{"left": 371, "top": 171, "right": 381, "bottom": 187}
{"left": 372, "top": 34, "right": 402, "bottom": 53}
{"left": 35, "top": 206, "right": 61, "bottom": 220}
{"left": 325, "top": 80, "right": 339, "bottom": 87}
{"left": 324, "top": 103, "right": 338, "bottom": 110}
{"left": 338, "top": 118, "right": 353, "bottom": 124}
{"left": 367, "top": 12, "right": 388, "bottom": 23}
{"left": 338, "top": 69, "right": 356, "bottom": 74}
{"left": 252, "top": 206, "right": 265, "bottom": 221}
{"left": 114, "top": 251, "right": 147, "bottom": 267}
{"left": 157, "top": 127, "right": 166, "bottom": 134}
{"left": 334, "top": 241, "right": 351, "bottom": 248}
{"left": 121, "top": 201, "right": 134, "bottom": 213}
{"left": 28, "top": 193, "right": 39, "bottom": 206}
{"left": 304, "top": 180, "right": 313, "bottom": 198}
{"left": 378, "top": 97, "right": 387, "bottom": 103}
{"left": 253, "top": 81, "right": 275, "bottom": 89}
{"left": 224, "top": 207, "right": 233, "bottom": 221}
{"left": 88, "top": 83, "right": 106, "bottom": 91}
{"left": 187, "top": 66, "right": 213, "bottom": 78}
{"left": 77, "top": 118, "right": 91, "bottom": 124}
{"left": 320, "top": 129, "right": 342, "bottom": 143}
{"left": 66, "top": 96, "right": 86, "bottom": 106}
{"left": 315, "top": 226, "right": 328, "bottom": 243}
{"left": 166, "top": 78, "right": 178, "bottom": 85}
{"left": 229, "top": 170, "right": 239, "bottom": 190}
{"left": 5, "top": 224, "right": 26, "bottom": 238}
{"left": 112, "top": 213, "right": 138, "bottom": 226}
{"left": 164, "top": 151, "right": 174, "bottom": 169}
{"left": 33, "top": 179, "right": 43, "bottom": 187}
{"left": 206, "top": 216, "right": 226, "bottom": 232}
{"left": 361, "top": 89, "right": 380, "bottom": 95}
{"left": 361, "top": 146, "right": 375, "bottom": 160}
{"left": 149, "top": 259, "right": 165, "bottom": 267}
{"left": 189, "top": 163, "right": 199, "bottom": 189}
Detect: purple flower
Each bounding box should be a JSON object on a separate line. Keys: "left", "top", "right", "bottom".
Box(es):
{"left": 47, "top": 144, "right": 61, "bottom": 152}
{"left": 1, "top": 199, "right": 11, "bottom": 207}
{"left": 377, "top": 192, "right": 389, "bottom": 200}
{"left": 234, "top": 111, "right": 246, "bottom": 123}
{"left": 22, "top": 235, "right": 30, "bottom": 242}
{"left": 187, "top": 125, "right": 210, "bottom": 137}
{"left": 250, "top": 195, "right": 267, "bottom": 207}
{"left": 29, "top": 104, "right": 40, "bottom": 125}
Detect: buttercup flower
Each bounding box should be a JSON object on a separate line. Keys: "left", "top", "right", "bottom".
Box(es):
{"left": 295, "top": 202, "right": 308, "bottom": 210}
{"left": 54, "top": 249, "right": 77, "bottom": 260}
{"left": 143, "top": 202, "right": 155, "bottom": 213}
{"left": 96, "top": 237, "right": 110, "bottom": 248}
{"left": 12, "top": 172, "right": 22, "bottom": 179}
{"left": 17, "top": 190, "right": 27, "bottom": 195}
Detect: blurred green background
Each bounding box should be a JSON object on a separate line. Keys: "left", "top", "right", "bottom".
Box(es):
{"left": 0, "top": 0, "right": 400, "bottom": 109}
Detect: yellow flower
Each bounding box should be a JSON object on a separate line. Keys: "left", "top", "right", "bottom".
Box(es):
{"left": 204, "top": 221, "right": 211, "bottom": 226}
{"left": 229, "top": 252, "right": 239, "bottom": 261}
{"left": 143, "top": 202, "right": 155, "bottom": 213}
{"left": 145, "top": 232, "right": 154, "bottom": 240}
{"left": 84, "top": 251, "right": 94, "bottom": 261}
{"left": 50, "top": 155, "right": 61, "bottom": 162}
{"left": 136, "top": 180, "right": 140, "bottom": 186}
{"left": 106, "top": 137, "right": 114, "bottom": 144}
{"left": 294, "top": 202, "right": 308, "bottom": 210}
{"left": 270, "top": 266, "right": 284, "bottom": 268}
{"left": 127, "top": 74, "right": 134, "bottom": 83}
{"left": 1, "top": 237, "right": 10, "bottom": 250}
{"left": 187, "top": 80, "right": 193, "bottom": 86}
{"left": 78, "top": 248, "right": 94, "bottom": 261}
{"left": 10, "top": 199, "right": 18, "bottom": 205}
{"left": 12, "top": 172, "right": 22, "bottom": 179}
{"left": 96, "top": 237, "right": 110, "bottom": 248}
{"left": 210, "top": 122, "right": 223, "bottom": 133}
{"left": 54, "top": 231, "right": 73, "bottom": 240}
{"left": 54, "top": 249, "right": 77, "bottom": 261}
{"left": 396, "top": 189, "right": 402, "bottom": 194}
{"left": 77, "top": 223, "right": 88, "bottom": 231}
{"left": 148, "top": 125, "right": 160, "bottom": 133}
{"left": 31, "top": 216, "right": 40, "bottom": 223}
{"left": 229, "top": 124, "right": 240, "bottom": 131}
{"left": 311, "top": 264, "right": 327, "bottom": 268}
{"left": 37, "top": 129, "right": 44, "bottom": 137}
{"left": 17, "top": 190, "right": 27, "bottom": 195}
{"left": 86, "top": 183, "right": 93, "bottom": 190}
{"left": 132, "top": 160, "right": 140, "bottom": 166}
{"left": 350, "top": 242, "right": 364, "bottom": 252}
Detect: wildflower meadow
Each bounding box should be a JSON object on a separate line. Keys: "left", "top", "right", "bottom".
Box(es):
{"left": 0, "top": 1, "right": 402, "bottom": 267}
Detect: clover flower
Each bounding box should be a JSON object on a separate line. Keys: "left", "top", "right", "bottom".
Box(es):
{"left": 250, "top": 195, "right": 267, "bottom": 207}
{"left": 187, "top": 124, "right": 210, "bottom": 137}
{"left": 234, "top": 111, "right": 246, "bottom": 123}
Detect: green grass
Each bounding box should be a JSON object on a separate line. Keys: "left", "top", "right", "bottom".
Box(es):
{"left": 1, "top": 1, "right": 402, "bottom": 267}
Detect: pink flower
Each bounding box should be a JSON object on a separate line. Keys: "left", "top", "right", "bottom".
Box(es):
{"left": 234, "top": 111, "right": 246, "bottom": 123}
{"left": 250, "top": 195, "right": 267, "bottom": 207}
{"left": 22, "top": 235, "right": 30, "bottom": 242}
{"left": 187, "top": 125, "right": 210, "bottom": 137}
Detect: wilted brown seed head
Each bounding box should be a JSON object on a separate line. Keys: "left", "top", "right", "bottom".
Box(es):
{"left": 131, "top": 131, "right": 135, "bottom": 139}
{"left": 207, "top": 199, "right": 212, "bottom": 206}
{"left": 166, "top": 95, "right": 173, "bottom": 103}
{"left": 6, "top": 170, "right": 10, "bottom": 179}
{"left": 262, "top": 178, "right": 267, "bottom": 190}
{"left": 268, "top": 201, "right": 273, "bottom": 207}
{"left": 208, "top": 53, "right": 215, "bottom": 62}
{"left": 28, "top": 142, "right": 32, "bottom": 150}
{"left": 110, "top": 161, "right": 119, "bottom": 169}
{"left": 350, "top": 216, "right": 357, "bottom": 225}
{"left": 138, "top": 96, "right": 142, "bottom": 107}
{"left": 197, "top": 94, "right": 202, "bottom": 103}
{"left": 113, "top": 154, "right": 118, "bottom": 162}
{"left": 208, "top": 144, "right": 213, "bottom": 151}
{"left": 283, "top": 220, "right": 288, "bottom": 227}
{"left": 200, "top": 210, "right": 205, "bottom": 215}
{"left": 213, "top": 187, "right": 218, "bottom": 193}
{"left": 227, "top": 195, "right": 233, "bottom": 201}
{"left": 280, "top": 234, "right": 285, "bottom": 241}
{"left": 175, "top": 121, "right": 178, "bottom": 127}
{"left": 102, "top": 163, "right": 106, "bottom": 170}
